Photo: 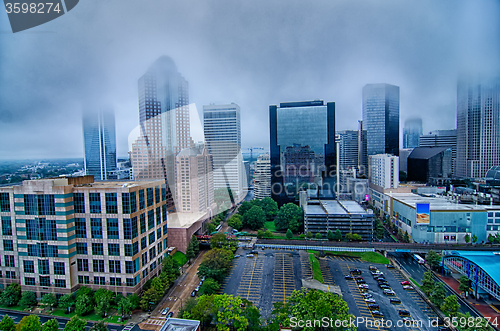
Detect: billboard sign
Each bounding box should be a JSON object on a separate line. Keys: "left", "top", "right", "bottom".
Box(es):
{"left": 416, "top": 203, "right": 430, "bottom": 224}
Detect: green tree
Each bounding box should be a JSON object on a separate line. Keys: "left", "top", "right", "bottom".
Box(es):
{"left": 75, "top": 287, "right": 94, "bottom": 301}
{"left": 63, "top": 315, "right": 86, "bottom": 331}
{"left": 425, "top": 250, "right": 441, "bottom": 270}
{"left": 19, "top": 291, "right": 37, "bottom": 309}
{"left": 128, "top": 294, "right": 140, "bottom": 310}
{"left": 352, "top": 233, "right": 362, "bottom": 241}
{"left": 345, "top": 233, "right": 353, "bottom": 241}
{"left": 211, "top": 233, "right": 228, "bottom": 249}
{"left": 326, "top": 230, "right": 334, "bottom": 241}
{"left": 94, "top": 289, "right": 114, "bottom": 305}
{"left": 198, "top": 278, "right": 220, "bottom": 296}
{"left": 41, "top": 319, "right": 59, "bottom": 331}
{"left": 16, "top": 315, "right": 41, "bottom": 331}
{"left": 186, "top": 243, "right": 195, "bottom": 261}
{"left": 286, "top": 229, "right": 293, "bottom": 240}
{"left": 472, "top": 234, "right": 478, "bottom": 243}
{"left": 58, "top": 294, "right": 75, "bottom": 313}
{"left": 40, "top": 293, "right": 57, "bottom": 310}
{"left": 213, "top": 294, "right": 249, "bottom": 331}
{"left": 441, "top": 295, "right": 460, "bottom": 317}
{"left": 334, "top": 229, "right": 342, "bottom": 241}
{"left": 75, "top": 294, "right": 94, "bottom": 316}
{"left": 190, "top": 235, "right": 200, "bottom": 255}
{"left": 238, "top": 201, "right": 254, "bottom": 217}
{"left": 139, "top": 287, "right": 162, "bottom": 311}
{"left": 260, "top": 197, "right": 279, "bottom": 221}
{"left": 315, "top": 232, "right": 322, "bottom": 240}
{"left": 488, "top": 233, "right": 495, "bottom": 244}
{"left": 197, "top": 248, "right": 233, "bottom": 282}
{"left": 421, "top": 272, "right": 436, "bottom": 296}
{"left": 0, "top": 283, "right": 21, "bottom": 307}
{"left": 0, "top": 315, "right": 15, "bottom": 331}
{"left": 306, "top": 231, "right": 313, "bottom": 239}
{"left": 95, "top": 299, "right": 110, "bottom": 317}
{"left": 256, "top": 230, "right": 264, "bottom": 239}
{"left": 227, "top": 214, "right": 243, "bottom": 231}
{"left": 464, "top": 233, "right": 470, "bottom": 244}
{"left": 118, "top": 296, "right": 133, "bottom": 318}
{"left": 89, "top": 321, "right": 108, "bottom": 331}
{"left": 242, "top": 206, "right": 266, "bottom": 230}
{"left": 459, "top": 275, "right": 470, "bottom": 295}
{"left": 454, "top": 312, "right": 493, "bottom": 331}
{"left": 264, "top": 230, "right": 273, "bottom": 238}
{"left": 430, "top": 283, "right": 446, "bottom": 307}
{"left": 274, "top": 203, "right": 303, "bottom": 233}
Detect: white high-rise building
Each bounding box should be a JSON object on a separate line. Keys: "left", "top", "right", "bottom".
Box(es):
{"left": 369, "top": 154, "right": 399, "bottom": 189}
{"left": 254, "top": 153, "right": 271, "bottom": 199}
{"left": 203, "top": 103, "right": 245, "bottom": 203}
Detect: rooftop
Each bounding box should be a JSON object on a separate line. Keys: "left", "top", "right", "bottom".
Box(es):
{"left": 159, "top": 318, "right": 200, "bottom": 331}
{"left": 387, "top": 193, "right": 486, "bottom": 211}
{"left": 305, "top": 200, "right": 371, "bottom": 216}
{"left": 408, "top": 146, "right": 450, "bottom": 159}
{"left": 448, "top": 251, "right": 500, "bottom": 288}
{"left": 167, "top": 211, "right": 208, "bottom": 229}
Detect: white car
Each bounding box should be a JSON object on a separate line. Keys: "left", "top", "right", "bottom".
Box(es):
{"left": 162, "top": 307, "right": 169, "bottom": 315}
{"left": 358, "top": 284, "right": 369, "bottom": 289}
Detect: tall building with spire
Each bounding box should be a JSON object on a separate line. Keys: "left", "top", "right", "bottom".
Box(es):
{"left": 83, "top": 109, "right": 116, "bottom": 181}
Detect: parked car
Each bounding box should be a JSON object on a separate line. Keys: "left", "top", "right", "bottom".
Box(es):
{"left": 191, "top": 290, "right": 196, "bottom": 297}
{"left": 398, "top": 309, "right": 411, "bottom": 316}
{"left": 357, "top": 279, "right": 366, "bottom": 284}
{"left": 195, "top": 286, "right": 200, "bottom": 291}
{"left": 383, "top": 289, "right": 396, "bottom": 295}
{"left": 350, "top": 269, "right": 362, "bottom": 275}
{"left": 234, "top": 255, "right": 241, "bottom": 258}
{"left": 199, "top": 281, "right": 203, "bottom": 286}
{"left": 354, "top": 276, "right": 364, "bottom": 281}
{"left": 369, "top": 266, "right": 378, "bottom": 271}
{"left": 250, "top": 250, "right": 259, "bottom": 255}
{"left": 361, "top": 293, "right": 373, "bottom": 298}
{"left": 390, "top": 298, "right": 402, "bottom": 304}
{"left": 368, "top": 304, "right": 380, "bottom": 310}
{"left": 379, "top": 284, "right": 391, "bottom": 289}
{"left": 201, "top": 276, "right": 206, "bottom": 281}
{"left": 246, "top": 254, "right": 254, "bottom": 258}
{"left": 372, "top": 311, "right": 384, "bottom": 317}
{"left": 403, "top": 285, "right": 413, "bottom": 290}
{"left": 344, "top": 275, "right": 353, "bottom": 280}
{"left": 364, "top": 298, "right": 376, "bottom": 303}
{"left": 358, "top": 284, "right": 369, "bottom": 289}
{"left": 377, "top": 279, "right": 388, "bottom": 284}
{"left": 166, "top": 312, "right": 173, "bottom": 318}
{"left": 386, "top": 264, "right": 395, "bottom": 269}
{"left": 401, "top": 281, "right": 411, "bottom": 286}
{"left": 162, "top": 307, "right": 169, "bottom": 315}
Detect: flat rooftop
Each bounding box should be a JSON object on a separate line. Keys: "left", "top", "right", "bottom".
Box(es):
{"left": 168, "top": 211, "right": 208, "bottom": 229}
{"left": 387, "top": 193, "right": 486, "bottom": 211}
{"left": 305, "top": 200, "right": 371, "bottom": 216}
{"left": 160, "top": 318, "right": 200, "bottom": 331}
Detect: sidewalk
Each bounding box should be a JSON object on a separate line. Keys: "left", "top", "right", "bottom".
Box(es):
{"left": 437, "top": 274, "right": 500, "bottom": 320}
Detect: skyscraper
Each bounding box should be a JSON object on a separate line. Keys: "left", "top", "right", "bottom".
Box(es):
{"left": 368, "top": 154, "right": 399, "bottom": 189}
{"left": 254, "top": 153, "right": 271, "bottom": 199}
{"left": 403, "top": 118, "right": 422, "bottom": 148}
{"left": 83, "top": 109, "right": 116, "bottom": 181}
{"left": 269, "top": 100, "right": 336, "bottom": 205}
{"left": 362, "top": 83, "right": 400, "bottom": 156}
{"left": 456, "top": 78, "right": 500, "bottom": 178}
{"left": 357, "top": 120, "right": 368, "bottom": 174}
{"left": 203, "top": 103, "right": 244, "bottom": 203}
{"left": 420, "top": 130, "right": 457, "bottom": 176}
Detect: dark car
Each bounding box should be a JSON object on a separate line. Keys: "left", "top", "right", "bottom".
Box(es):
{"left": 354, "top": 276, "right": 364, "bottom": 280}
{"left": 344, "top": 275, "right": 353, "bottom": 280}
{"left": 368, "top": 304, "right": 380, "bottom": 310}
{"left": 250, "top": 250, "right": 259, "bottom": 255}
{"left": 369, "top": 266, "right": 378, "bottom": 271}
{"left": 372, "top": 311, "right": 384, "bottom": 317}
{"left": 350, "top": 269, "right": 362, "bottom": 275}
{"left": 386, "top": 264, "right": 395, "bottom": 268}
{"left": 398, "top": 310, "right": 411, "bottom": 316}
{"left": 166, "top": 312, "right": 174, "bottom": 318}
{"left": 390, "top": 298, "right": 402, "bottom": 304}
{"left": 191, "top": 290, "right": 196, "bottom": 297}
{"left": 379, "top": 284, "right": 391, "bottom": 289}
{"left": 357, "top": 279, "right": 367, "bottom": 284}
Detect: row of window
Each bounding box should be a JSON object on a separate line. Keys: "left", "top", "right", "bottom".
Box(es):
{"left": 76, "top": 243, "right": 120, "bottom": 256}
{"left": 76, "top": 276, "right": 136, "bottom": 287}
{"left": 23, "top": 260, "right": 65, "bottom": 275}
{"left": 77, "top": 259, "right": 138, "bottom": 274}
{"left": 0, "top": 193, "right": 10, "bottom": 213}
{"left": 24, "top": 277, "right": 65, "bottom": 288}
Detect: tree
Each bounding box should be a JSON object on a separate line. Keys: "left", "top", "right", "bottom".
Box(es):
{"left": 334, "top": 229, "right": 342, "bottom": 241}
{"left": 459, "top": 275, "right": 470, "bottom": 295}
{"left": 128, "top": 294, "right": 140, "bottom": 310}
{"left": 454, "top": 312, "right": 493, "bottom": 331}
{"left": 238, "top": 201, "right": 254, "bottom": 217}
{"left": 0, "top": 315, "right": 15, "bottom": 331}
{"left": 286, "top": 229, "right": 293, "bottom": 240}
{"left": 198, "top": 278, "right": 220, "bottom": 296}
{"left": 315, "top": 233, "right": 322, "bottom": 240}
{"left": 421, "top": 272, "right": 436, "bottom": 296}
{"left": 186, "top": 243, "right": 195, "bottom": 261}
{"left": 274, "top": 203, "right": 303, "bottom": 233}
{"left": 95, "top": 299, "right": 111, "bottom": 317}
{"left": 197, "top": 248, "right": 233, "bottom": 282}
{"left": 58, "top": 294, "right": 75, "bottom": 313}
{"left": 75, "top": 287, "right": 94, "bottom": 301}
{"left": 211, "top": 233, "right": 228, "bottom": 249}
{"left": 260, "top": 197, "right": 279, "bottom": 221}
{"left": 488, "top": 233, "right": 495, "bottom": 244}
{"left": 352, "top": 233, "right": 362, "bottom": 241}
{"left": 0, "top": 283, "right": 21, "bottom": 307}
{"left": 441, "top": 295, "right": 460, "bottom": 317}
{"left": 139, "top": 287, "right": 162, "bottom": 311}
{"left": 256, "top": 230, "right": 264, "bottom": 239}
{"left": 40, "top": 293, "right": 57, "bottom": 310}
{"left": 75, "top": 294, "right": 94, "bottom": 316}
{"left": 472, "top": 234, "right": 478, "bottom": 244}
{"left": 19, "top": 291, "right": 37, "bottom": 309}
{"left": 63, "top": 315, "right": 86, "bottom": 331}
{"left": 89, "top": 321, "right": 108, "bottom": 331}
{"left": 227, "top": 214, "right": 243, "bottom": 231}
{"left": 16, "top": 315, "right": 41, "bottom": 331}
{"left": 118, "top": 296, "right": 133, "bottom": 318}
{"left": 41, "top": 319, "right": 59, "bottom": 331}
{"left": 425, "top": 250, "right": 441, "bottom": 270}
{"left": 264, "top": 230, "right": 273, "bottom": 238}
{"left": 430, "top": 283, "right": 446, "bottom": 307}
{"left": 464, "top": 233, "right": 470, "bottom": 244}
{"left": 213, "top": 294, "right": 250, "bottom": 331}
{"left": 94, "top": 289, "right": 114, "bottom": 306}
{"left": 190, "top": 235, "right": 200, "bottom": 255}
{"left": 345, "top": 233, "right": 353, "bottom": 241}
{"left": 326, "top": 230, "right": 334, "bottom": 241}
{"left": 242, "top": 206, "right": 266, "bottom": 230}
{"left": 306, "top": 231, "right": 313, "bottom": 239}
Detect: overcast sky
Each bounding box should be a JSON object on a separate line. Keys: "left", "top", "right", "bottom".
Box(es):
{"left": 1, "top": 0, "right": 499, "bottom": 160}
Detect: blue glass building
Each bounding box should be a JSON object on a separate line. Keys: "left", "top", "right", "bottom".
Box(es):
{"left": 83, "top": 109, "right": 116, "bottom": 181}
{"left": 269, "top": 100, "right": 336, "bottom": 205}
{"left": 403, "top": 117, "right": 422, "bottom": 149}
{"left": 362, "top": 83, "right": 400, "bottom": 156}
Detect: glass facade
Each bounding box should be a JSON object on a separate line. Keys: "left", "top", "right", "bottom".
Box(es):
{"left": 362, "top": 83, "right": 400, "bottom": 156}
{"left": 403, "top": 118, "right": 422, "bottom": 149}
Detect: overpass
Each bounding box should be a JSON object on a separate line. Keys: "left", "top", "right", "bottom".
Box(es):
{"left": 257, "top": 239, "right": 500, "bottom": 254}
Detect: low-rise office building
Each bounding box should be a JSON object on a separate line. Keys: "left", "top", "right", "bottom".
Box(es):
{"left": 0, "top": 176, "right": 168, "bottom": 297}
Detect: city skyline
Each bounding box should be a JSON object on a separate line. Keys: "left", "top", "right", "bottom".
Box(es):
{"left": 1, "top": 1, "right": 499, "bottom": 159}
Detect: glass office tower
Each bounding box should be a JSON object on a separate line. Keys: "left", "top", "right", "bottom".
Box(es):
{"left": 83, "top": 109, "right": 116, "bottom": 181}
{"left": 403, "top": 117, "right": 422, "bottom": 148}
{"left": 269, "top": 100, "right": 336, "bottom": 205}
{"left": 362, "top": 83, "right": 400, "bottom": 156}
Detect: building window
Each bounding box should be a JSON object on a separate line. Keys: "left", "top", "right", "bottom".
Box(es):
{"left": 149, "top": 247, "right": 156, "bottom": 260}
{"left": 108, "top": 243, "right": 120, "bottom": 256}
{"left": 148, "top": 210, "right": 154, "bottom": 230}
{"left": 54, "top": 262, "right": 65, "bottom": 275}
{"left": 78, "top": 275, "right": 90, "bottom": 284}
{"left": 130, "top": 192, "right": 137, "bottom": 213}
{"left": 133, "top": 242, "right": 139, "bottom": 255}
{"left": 156, "top": 207, "right": 161, "bottom": 226}
{"left": 25, "top": 277, "right": 35, "bottom": 286}
{"left": 125, "top": 261, "right": 135, "bottom": 274}
{"left": 75, "top": 218, "right": 87, "bottom": 238}
{"left": 23, "top": 260, "right": 35, "bottom": 273}
{"left": 139, "top": 190, "right": 145, "bottom": 210}
{"left": 94, "top": 276, "right": 105, "bottom": 285}
{"left": 48, "top": 245, "right": 59, "bottom": 258}
{"left": 5, "top": 255, "right": 15, "bottom": 267}
{"left": 110, "top": 277, "right": 122, "bottom": 286}
{"left": 93, "top": 260, "right": 105, "bottom": 273}
{"left": 157, "top": 241, "right": 163, "bottom": 254}
{"left": 142, "top": 253, "right": 148, "bottom": 267}
{"left": 122, "top": 193, "right": 131, "bottom": 214}
{"left": 89, "top": 193, "right": 101, "bottom": 214}
{"left": 55, "top": 279, "right": 66, "bottom": 288}
{"left": 39, "top": 276, "right": 50, "bottom": 287}
{"left": 126, "top": 278, "right": 136, "bottom": 287}
{"left": 24, "top": 194, "right": 55, "bottom": 215}
{"left": 74, "top": 193, "right": 85, "bottom": 213}
{"left": 39, "top": 260, "right": 50, "bottom": 275}
{"left": 77, "top": 259, "right": 89, "bottom": 272}
{"left": 76, "top": 243, "right": 88, "bottom": 255}
{"left": 162, "top": 205, "right": 167, "bottom": 223}
{"left": 161, "top": 184, "right": 167, "bottom": 201}
{"left": 140, "top": 237, "right": 147, "bottom": 250}
{"left": 163, "top": 223, "right": 168, "bottom": 235}
{"left": 105, "top": 193, "right": 118, "bottom": 214}
{"left": 149, "top": 232, "right": 155, "bottom": 246}
{"left": 109, "top": 260, "right": 121, "bottom": 273}
{"left": 0, "top": 193, "right": 10, "bottom": 212}
{"left": 124, "top": 217, "right": 138, "bottom": 240}
{"left": 157, "top": 228, "right": 162, "bottom": 240}
{"left": 140, "top": 213, "right": 146, "bottom": 234}
{"left": 1, "top": 217, "right": 12, "bottom": 236}
{"left": 26, "top": 218, "right": 57, "bottom": 241}
{"left": 91, "top": 218, "right": 103, "bottom": 239}
{"left": 107, "top": 218, "right": 119, "bottom": 239}
{"left": 155, "top": 186, "right": 160, "bottom": 204}
{"left": 92, "top": 243, "right": 104, "bottom": 255}
{"left": 125, "top": 244, "right": 133, "bottom": 257}
{"left": 5, "top": 271, "right": 15, "bottom": 279}
{"left": 3, "top": 240, "right": 13, "bottom": 251}
{"left": 147, "top": 188, "right": 154, "bottom": 207}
